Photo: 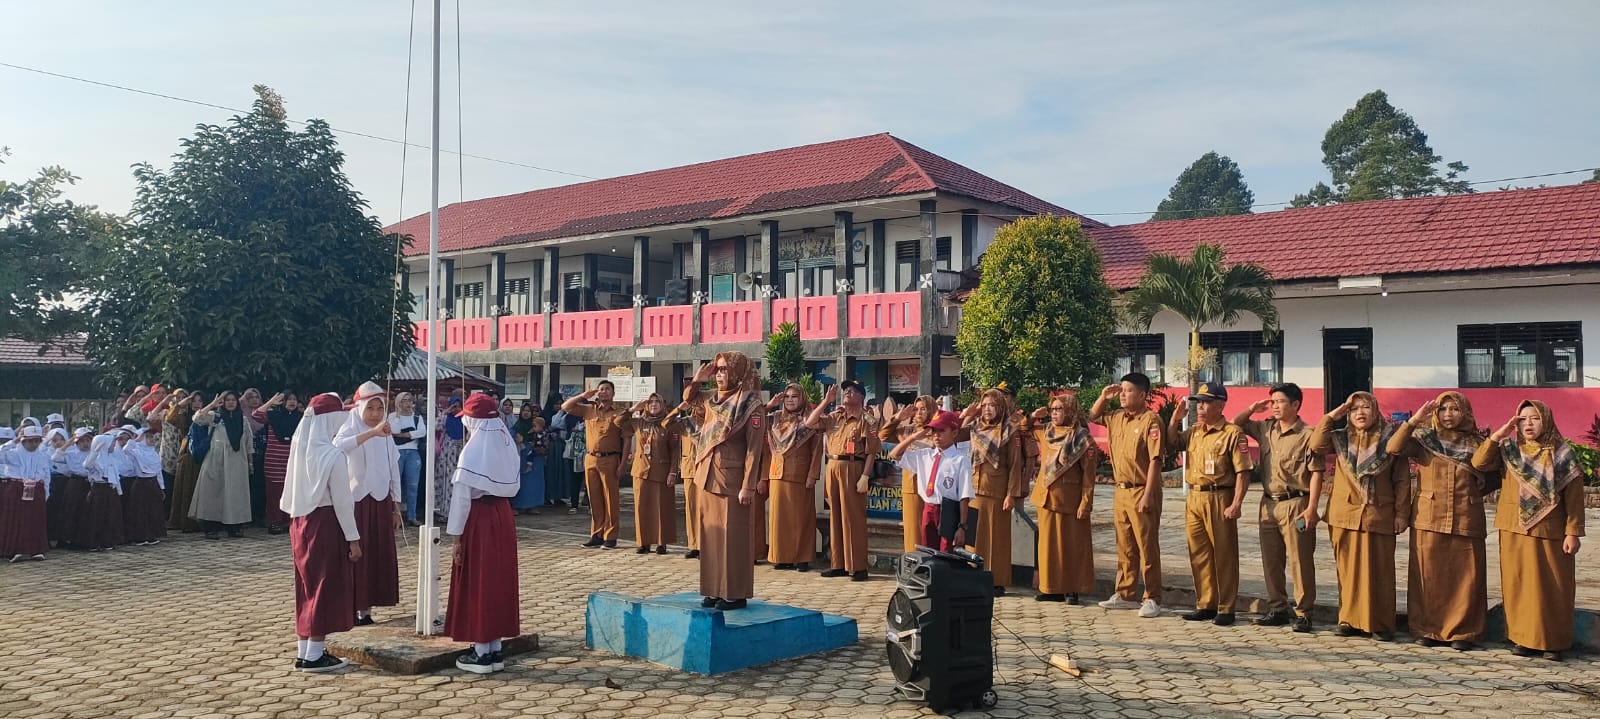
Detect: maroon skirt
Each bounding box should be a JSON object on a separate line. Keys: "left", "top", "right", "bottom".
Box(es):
{"left": 445, "top": 496, "right": 521, "bottom": 642}
{"left": 121, "top": 477, "right": 168, "bottom": 544}
{"left": 0, "top": 480, "right": 49, "bottom": 557}
{"left": 292, "top": 505, "right": 356, "bottom": 637}
{"left": 75, "top": 482, "right": 126, "bottom": 550}
{"left": 352, "top": 496, "right": 400, "bottom": 610}
{"left": 48, "top": 475, "right": 89, "bottom": 545}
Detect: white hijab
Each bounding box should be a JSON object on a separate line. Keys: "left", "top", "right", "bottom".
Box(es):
{"left": 453, "top": 416, "right": 520, "bottom": 497}
{"left": 281, "top": 404, "right": 349, "bottom": 518}
{"left": 83, "top": 434, "right": 122, "bottom": 491}
{"left": 336, "top": 395, "right": 400, "bottom": 499}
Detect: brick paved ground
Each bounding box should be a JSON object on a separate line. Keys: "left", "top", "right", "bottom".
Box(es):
{"left": 1, "top": 489, "right": 1597, "bottom": 719}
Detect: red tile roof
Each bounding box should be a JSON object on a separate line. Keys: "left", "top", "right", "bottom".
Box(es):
{"left": 388, "top": 134, "right": 1095, "bottom": 255}
{"left": 1089, "top": 183, "right": 1600, "bottom": 290}
{"left": 0, "top": 337, "right": 92, "bottom": 366}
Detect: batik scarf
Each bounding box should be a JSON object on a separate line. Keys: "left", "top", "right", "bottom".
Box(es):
{"left": 695, "top": 352, "right": 763, "bottom": 468}
{"left": 1328, "top": 393, "right": 1397, "bottom": 505}
{"left": 1411, "top": 391, "right": 1493, "bottom": 493}
{"left": 970, "top": 389, "right": 1017, "bottom": 469}
{"left": 767, "top": 384, "right": 814, "bottom": 457}
{"left": 1500, "top": 400, "right": 1583, "bottom": 532}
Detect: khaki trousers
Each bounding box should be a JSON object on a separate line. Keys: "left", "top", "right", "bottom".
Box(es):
{"left": 1259, "top": 495, "right": 1317, "bottom": 617}
{"left": 1111, "top": 485, "right": 1162, "bottom": 601}
{"left": 1185, "top": 489, "right": 1239, "bottom": 613}
{"left": 584, "top": 455, "right": 622, "bottom": 541}
{"left": 825, "top": 461, "right": 869, "bottom": 573}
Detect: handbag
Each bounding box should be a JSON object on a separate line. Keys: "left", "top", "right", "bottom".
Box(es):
{"left": 187, "top": 420, "right": 213, "bottom": 463}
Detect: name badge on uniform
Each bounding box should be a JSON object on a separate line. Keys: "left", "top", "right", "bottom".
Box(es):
{"left": 21, "top": 481, "right": 37, "bottom": 501}
{"left": 1204, "top": 455, "right": 1217, "bottom": 475}
{"left": 641, "top": 442, "right": 652, "bottom": 457}
{"left": 844, "top": 439, "right": 857, "bottom": 455}
{"left": 769, "top": 458, "right": 785, "bottom": 480}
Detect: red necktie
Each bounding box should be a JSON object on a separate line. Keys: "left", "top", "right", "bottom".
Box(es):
{"left": 925, "top": 451, "right": 943, "bottom": 497}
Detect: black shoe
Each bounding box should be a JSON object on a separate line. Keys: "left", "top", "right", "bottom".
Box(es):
{"left": 602, "top": 540, "right": 617, "bottom": 550}
{"left": 635, "top": 546, "right": 651, "bottom": 555}
{"left": 1542, "top": 651, "right": 1563, "bottom": 662}
{"left": 1035, "top": 593, "right": 1066, "bottom": 603}
{"left": 1213, "top": 613, "right": 1235, "bottom": 627}
{"left": 774, "top": 563, "right": 795, "bottom": 570}
{"left": 1292, "top": 616, "right": 1312, "bottom": 633}
{"left": 701, "top": 596, "right": 720, "bottom": 608}
{"left": 298, "top": 652, "right": 349, "bottom": 673}
{"left": 795, "top": 563, "right": 810, "bottom": 572}
{"left": 226, "top": 528, "right": 244, "bottom": 538}
{"left": 1415, "top": 636, "right": 1444, "bottom": 647}
{"left": 204, "top": 532, "right": 221, "bottom": 540}
{"left": 491, "top": 652, "right": 506, "bottom": 671}
{"left": 1182, "top": 609, "right": 1218, "bottom": 622}
{"left": 1450, "top": 640, "right": 1476, "bottom": 651}
{"left": 1372, "top": 631, "right": 1394, "bottom": 642}
{"left": 851, "top": 571, "right": 869, "bottom": 582}
{"left": 455, "top": 650, "right": 497, "bottom": 674}
{"left": 581, "top": 535, "right": 603, "bottom": 548}
{"left": 1065, "top": 594, "right": 1080, "bottom": 606}
{"left": 992, "top": 586, "right": 1006, "bottom": 596}
{"left": 684, "top": 550, "right": 700, "bottom": 559}
{"left": 1253, "top": 611, "right": 1291, "bottom": 627}
{"left": 820, "top": 568, "right": 848, "bottom": 578}
{"left": 1509, "top": 643, "right": 1538, "bottom": 657}
{"left": 355, "top": 615, "right": 375, "bottom": 626}
{"left": 715, "top": 598, "right": 748, "bottom": 611}
{"left": 293, "top": 658, "right": 305, "bottom": 669}
{"left": 655, "top": 545, "right": 668, "bottom": 555}
{"left": 1334, "top": 623, "right": 1360, "bottom": 637}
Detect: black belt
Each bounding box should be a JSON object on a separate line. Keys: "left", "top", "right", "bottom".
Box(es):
{"left": 592, "top": 451, "right": 622, "bottom": 458}
{"left": 1116, "top": 482, "right": 1145, "bottom": 490}
{"left": 1193, "top": 484, "right": 1234, "bottom": 493}
{"left": 830, "top": 454, "right": 868, "bottom": 462}
{"left": 1266, "top": 490, "right": 1309, "bottom": 501}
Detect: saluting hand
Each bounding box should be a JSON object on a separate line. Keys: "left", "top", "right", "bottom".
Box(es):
{"left": 1247, "top": 399, "right": 1270, "bottom": 415}
{"left": 823, "top": 385, "right": 839, "bottom": 405}
{"left": 1328, "top": 398, "right": 1355, "bottom": 420}
{"left": 1100, "top": 385, "right": 1121, "bottom": 402}
{"left": 1414, "top": 399, "right": 1438, "bottom": 421}
{"left": 1489, "top": 416, "right": 1519, "bottom": 442}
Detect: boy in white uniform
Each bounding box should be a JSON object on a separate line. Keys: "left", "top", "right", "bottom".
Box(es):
{"left": 887, "top": 410, "right": 975, "bottom": 552}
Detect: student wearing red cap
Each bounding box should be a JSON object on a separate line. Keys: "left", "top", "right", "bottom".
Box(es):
{"left": 887, "top": 410, "right": 974, "bottom": 553}
{"left": 446, "top": 393, "right": 523, "bottom": 674}
{"left": 281, "top": 393, "right": 361, "bottom": 672}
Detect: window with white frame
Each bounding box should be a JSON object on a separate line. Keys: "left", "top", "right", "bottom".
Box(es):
{"left": 504, "top": 278, "right": 531, "bottom": 315}
{"left": 453, "top": 282, "right": 484, "bottom": 319}
{"left": 1458, "top": 322, "right": 1582, "bottom": 388}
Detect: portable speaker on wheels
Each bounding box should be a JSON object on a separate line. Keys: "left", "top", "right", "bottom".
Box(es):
{"left": 886, "top": 547, "right": 998, "bottom": 712}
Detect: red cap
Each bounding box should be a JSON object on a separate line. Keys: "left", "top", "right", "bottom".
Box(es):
{"left": 463, "top": 393, "right": 499, "bottom": 419}
{"left": 309, "top": 393, "right": 344, "bottom": 415}
{"left": 927, "top": 410, "right": 962, "bottom": 432}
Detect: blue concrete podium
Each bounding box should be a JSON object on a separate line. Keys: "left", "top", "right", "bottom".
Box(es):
{"left": 585, "top": 592, "right": 858, "bottom": 674}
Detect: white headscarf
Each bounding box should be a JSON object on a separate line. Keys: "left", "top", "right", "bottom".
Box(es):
{"left": 336, "top": 394, "right": 401, "bottom": 501}
{"left": 281, "top": 401, "right": 350, "bottom": 520}
{"left": 83, "top": 434, "right": 122, "bottom": 493}
{"left": 453, "top": 416, "right": 521, "bottom": 497}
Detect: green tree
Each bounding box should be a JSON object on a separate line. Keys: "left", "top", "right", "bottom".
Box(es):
{"left": 0, "top": 148, "right": 122, "bottom": 342}
{"left": 1292, "top": 90, "right": 1471, "bottom": 207}
{"left": 85, "top": 86, "right": 413, "bottom": 392}
{"left": 1585, "top": 169, "right": 1600, "bottom": 184}
{"left": 764, "top": 321, "right": 805, "bottom": 382}
{"left": 1121, "top": 243, "right": 1278, "bottom": 423}
{"left": 956, "top": 215, "right": 1116, "bottom": 390}
{"left": 1152, "top": 152, "right": 1255, "bottom": 221}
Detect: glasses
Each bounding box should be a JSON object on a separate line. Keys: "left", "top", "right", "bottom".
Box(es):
{"left": 713, "top": 366, "right": 730, "bottom": 373}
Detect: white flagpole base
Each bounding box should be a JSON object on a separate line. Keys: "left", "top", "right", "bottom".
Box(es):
{"left": 415, "top": 524, "right": 443, "bottom": 635}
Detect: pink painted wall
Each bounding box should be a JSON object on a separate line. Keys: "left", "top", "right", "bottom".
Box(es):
{"left": 445, "top": 318, "right": 492, "bottom": 352}
{"left": 642, "top": 306, "right": 693, "bottom": 345}
{"left": 701, "top": 301, "right": 763, "bottom": 344}
{"left": 497, "top": 314, "right": 544, "bottom": 350}
{"left": 550, "top": 309, "right": 633, "bottom": 347}
{"left": 848, "top": 292, "right": 921, "bottom": 338}
{"left": 412, "top": 321, "right": 437, "bottom": 351}
{"left": 772, "top": 296, "right": 838, "bottom": 339}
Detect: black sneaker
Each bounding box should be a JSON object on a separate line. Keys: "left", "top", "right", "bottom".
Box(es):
{"left": 701, "top": 596, "right": 720, "bottom": 608}
{"left": 1182, "top": 609, "right": 1218, "bottom": 622}
{"left": 1509, "top": 643, "right": 1538, "bottom": 657}
{"left": 774, "top": 563, "right": 795, "bottom": 570}
{"left": 298, "top": 653, "right": 349, "bottom": 673}
{"left": 1253, "top": 611, "right": 1291, "bottom": 627}
{"left": 355, "top": 615, "right": 375, "bottom": 626}
{"left": 491, "top": 651, "right": 506, "bottom": 671}
{"left": 293, "top": 658, "right": 305, "bottom": 669}
{"left": 1213, "top": 613, "right": 1236, "bottom": 627}
{"left": 1292, "top": 616, "right": 1312, "bottom": 633}
{"left": 455, "top": 650, "right": 496, "bottom": 674}
{"left": 851, "top": 571, "right": 869, "bottom": 582}
{"left": 992, "top": 586, "right": 1006, "bottom": 596}
{"left": 715, "top": 598, "right": 748, "bottom": 611}
{"left": 654, "top": 546, "right": 668, "bottom": 555}
{"left": 1065, "top": 594, "right": 1080, "bottom": 606}
{"left": 1035, "top": 593, "right": 1066, "bottom": 603}
{"left": 1334, "top": 623, "right": 1361, "bottom": 637}
{"left": 795, "top": 563, "right": 810, "bottom": 572}
{"left": 684, "top": 550, "right": 700, "bottom": 559}
{"left": 635, "top": 546, "right": 651, "bottom": 555}
{"left": 581, "top": 535, "right": 603, "bottom": 548}
{"left": 602, "top": 540, "right": 617, "bottom": 550}
{"left": 820, "top": 568, "right": 848, "bottom": 578}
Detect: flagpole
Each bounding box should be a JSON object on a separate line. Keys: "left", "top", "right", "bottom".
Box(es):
{"left": 416, "top": 0, "right": 443, "bottom": 636}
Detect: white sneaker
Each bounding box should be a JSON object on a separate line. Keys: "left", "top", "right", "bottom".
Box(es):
{"left": 1098, "top": 595, "right": 1141, "bottom": 610}
{"left": 1138, "top": 599, "right": 1162, "bottom": 618}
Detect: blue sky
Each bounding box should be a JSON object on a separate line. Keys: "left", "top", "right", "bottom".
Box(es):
{"left": 3, "top": 1, "right": 1597, "bottom": 226}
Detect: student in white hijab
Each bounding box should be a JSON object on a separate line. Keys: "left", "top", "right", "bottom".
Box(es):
{"left": 281, "top": 393, "right": 361, "bottom": 673}
{"left": 333, "top": 381, "right": 402, "bottom": 625}
{"left": 1, "top": 426, "right": 52, "bottom": 561}
{"left": 445, "top": 393, "right": 523, "bottom": 674}
{"left": 77, "top": 434, "right": 126, "bottom": 551}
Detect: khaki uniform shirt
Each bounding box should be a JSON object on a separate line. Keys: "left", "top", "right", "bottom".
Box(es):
{"left": 1172, "top": 421, "right": 1253, "bottom": 488}
{"left": 1472, "top": 440, "right": 1587, "bottom": 540}
{"left": 1095, "top": 408, "right": 1165, "bottom": 488}
{"left": 1311, "top": 416, "right": 1411, "bottom": 534}
{"left": 621, "top": 413, "right": 678, "bottom": 484}
{"left": 1239, "top": 419, "right": 1317, "bottom": 495}
{"left": 1389, "top": 432, "right": 1486, "bottom": 538}
{"left": 818, "top": 410, "right": 882, "bottom": 464}
{"left": 1027, "top": 428, "right": 1095, "bottom": 516}
{"left": 570, "top": 403, "right": 627, "bottom": 460}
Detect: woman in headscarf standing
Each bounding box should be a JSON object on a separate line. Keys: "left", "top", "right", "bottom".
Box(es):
{"left": 254, "top": 392, "right": 304, "bottom": 534}
{"left": 166, "top": 392, "right": 204, "bottom": 532}
{"left": 446, "top": 394, "right": 523, "bottom": 674}
{"left": 510, "top": 405, "right": 546, "bottom": 515}
{"left": 335, "top": 382, "right": 403, "bottom": 624}
{"left": 242, "top": 388, "right": 268, "bottom": 525}
{"left": 622, "top": 394, "right": 679, "bottom": 555}
{"left": 1026, "top": 392, "right": 1098, "bottom": 604}
{"left": 156, "top": 389, "right": 189, "bottom": 518}
{"left": 1311, "top": 392, "right": 1411, "bottom": 640}
{"left": 1387, "top": 391, "right": 1491, "bottom": 650}
{"left": 281, "top": 393, "right": 361, "bottom": 673}
{"left": 765, "top": 384, "right": 823, "bottom": 571}
{"left": 1473, "top": 400, "right": 1586, "bottom": 661}
{"left": 189, "top": 391, "right": 255, "bottom": 539}
{"left": 434, "top": 397, "right": 465, "bottom": 523}
{"left": 960, "top": 388, "right": 1025, "bottom": 595}
{"left": 880, "top": 395, "right": 939, "bottom": 553}
{"left": 682, "top": 352, "right": 767, "bottom": 610}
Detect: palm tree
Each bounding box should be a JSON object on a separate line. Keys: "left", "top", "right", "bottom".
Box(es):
{"left": 1121, "top": 243, "right": 1278, "bottom": 424}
